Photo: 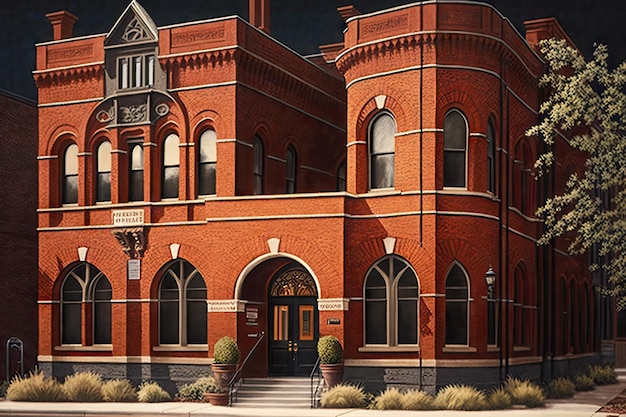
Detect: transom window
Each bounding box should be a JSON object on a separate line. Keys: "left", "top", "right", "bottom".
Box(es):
{"left": 270, "top": 269, "right": 316, "bottom": 297}
{"left": 162, "top": 133, "right": 180, "bottom": 199}
{"left": 369, "top": 112, "right": 396, "bottom": 190}
{"left": 364, "top": 255, "right": 419, "bottom": 346}
{"left": 443, "top": 110, "right": 468, "bottom": 188}
{"left": 445, "top": 263, "right": 469, "bottom": 345}
{"left": 118, "top": 54, "right": 155, "bottom": 90}
{"left": 198, "top": 130, "right": 217, "bottom": 196}
{"left": 96, "top": 141, "right": 111, "bottom": 202}
{"left": 62, "top": 143, "right": 78, "bottom": 205}
{"left": 158, "top": 260, "right": 207, "bottom": 346}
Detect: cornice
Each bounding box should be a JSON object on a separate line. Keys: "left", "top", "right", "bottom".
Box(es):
{"left": 159, "top": 48, "right": 237, "bottom": 71}
{"left": 34, "top": 64, "right": 104, "bottom": 88}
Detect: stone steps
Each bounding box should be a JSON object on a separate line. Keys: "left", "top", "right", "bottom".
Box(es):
{"left": 232, "top": 377, "right": 313, "bottom": 408}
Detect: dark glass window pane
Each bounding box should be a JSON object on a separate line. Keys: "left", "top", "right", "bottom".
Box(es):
{"left": 187, "top": 300, "right": 207, "bottom": 344}
{"left": 369, "top": 113, "right": 395, "bottom": 190}
{"left": 371, "top": 153, "right": 394, "bottom": 189}
{"left": 444, "top": 111, "right": 467, "bottom": 150}
{"left": 94, "top": 278, "right": 111, "bottom": 344}
{"left": 337, "top": 161, "right": 346, "bottom": 192}
{"left": 63, "top": 176, "right": 78, "bottom": 204}
{"left": 129, "top": 171, "right": 143, "bottom": 201}
{"left": 445, "top": 301, "right": 468, "bottom": 344}
{"left": 62, "top": 303, "right": 81, "bottom": 344}
{"left": 397, "top": 272, "right": 418, "bottom": 299}
{"left": 253, "top": 136, "right": 264, "bottom": 195}
{"left": 286, "top": 147, "right": 296, "bottom": 193}
{"left": 63, "top": 277, "right": 82, "bottom": 301}
{"left": 97, "top": 173, "right": 111, "bottom": 202}
{"left": 444, "top": 110, "right": 467, "bottom": 188}
{"left": 63, "top": 143, "right": 79, "bottom": 204}
{"left": 199, "top": 164, "right": 216, "bottom": 195}
{"left": 444, "top": 152, "right": 465, "bottom": 187}
{"left": 446, "top": 265, "right": 467, "bottom": 289}
{"left": 162, "top": 167, "right": 179, "bottom": 198}
{"left": 487, "top": 121, "right": 495, "bottom": 193}
{"left": 488, "top": 300, "right": 497, "bottom": 345}
{"left": 365, "top": 300, "right": 387, "bottom": 344}
{"left": 162, "top": 134, "right": 179, "bottom": 199}
{"left": 199, "top": 131, "right": 217, "bottom": 195}
{"left": 398, "top": 299, "right": 417, "bottom": 344}
{"left": 160, "top": 275, "right": 179, "bottom": 300}
{"left": 159, "top": 300, "right": 179, "bottom": 344}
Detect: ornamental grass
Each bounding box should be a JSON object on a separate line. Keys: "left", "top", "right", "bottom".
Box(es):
{"left": 402, "top": 389, "right": 434, "bottom": 410}
{"left": 589, "top": 365, "right": 618, "bottom": 385}
{"left": 177, "top": 377, "right": 217, "bottom": 401}
{"left": 102, "top": 379, "right": 137, "bottom": 402}
{"left": 137, "top": 381, "right": 171, "bottom": 402}
{"left": 574, "top": 374, "right": 596, "bottom": 392}
{"left": 505, "top": 377, "right": 545, "bottom": 408}
{"left": 6, "top": 369, "right": 66, "bottom": 402}
{"left": 547, "top": 377, "right": 575, "bottom": 399}
{"left": 433, "top": 384, "right": 487, "bottom": 411}
{"left": 370, "top": 387, "right": 404, "bottom": 410}
{"left": 320, "top": 383, "right": 368, "bottom": 408}
{"left": 63, "top": 371, "right": 104, "bottom": 402}
{"left": 486, "top": 386, "right": 512, "bottom": 410}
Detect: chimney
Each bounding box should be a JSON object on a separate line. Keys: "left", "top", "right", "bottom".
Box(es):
{"left": 249, "top": 0, "right": 270, "bottom": 34}
{"left": 46, "top": 11, "right": 78, "bottom": 41}
{"left": 337, "top": 5, "right": 361, "bottom": 23}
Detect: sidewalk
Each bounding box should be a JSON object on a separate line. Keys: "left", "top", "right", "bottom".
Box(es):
{"left": 0, "top": 381, "right": 623, "bottom": 417}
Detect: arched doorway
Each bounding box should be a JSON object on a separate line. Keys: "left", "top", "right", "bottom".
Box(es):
{"left": 268, "top": 267, "right": 318, "bottom": 376}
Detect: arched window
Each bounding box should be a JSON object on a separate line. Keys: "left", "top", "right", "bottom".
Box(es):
{"left": 443, "top": 110, "right": 467, "bottom": 188}
{"left": 158, "top": 260, "right": 207, "bottom": 346}
{"left": 487, "top": 120, "right": 495, "bottom": 193}
{"left": 60, "top": 263, "right": 111, "bottom": 346}
{"left": 253, "top": 136, "right": 264, "bottom": 195}
{"left": 96, "top": 141, "right": 111, "bottom": 202}
{"left": 162, "top": 133, "right": 180, "bottom": 199}
{"left": 198, "top": 130, "right": 217, "bottom": 196}
{"left": 369, "top": 112, "right": 395, "bottom": 190}
{"left": 364, "top": 255, "right": 418, "bottom": 346}
{"left": 445, "top": 263, "right": 469, "bottom": 345}
{"left": 129, "top": 142, "right": 144, "bottom": 202}
{"left": 62, "top": 143, "right": 79, "bottom": 204}
{"left": 337, "top": 160, "right": 346, "bottom": 192}
{"left": 286, "top": 146, "right": 297, "bottom": 193}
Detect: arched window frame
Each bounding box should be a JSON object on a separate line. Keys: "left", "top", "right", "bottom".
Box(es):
{"left": 368, "top": 111, "right": 396, "bottom": 190}
{"left": 443, "top": 109, "right": 468, "bottom": 188}
{"left": 487, "top": 119, "right": 496, "bottom": 194}
{"left": 95, "top": 141, "right": 112, "bottom": 203}
{"left": 128, "top": 140, "right": 144, "bottom": 202}
{"left": 62, "top": 143, "right": 79, "bottom": 205}
{"left": 198, "top": 129, "right": 217, "bottom": 196}
{"left": 253, "top": 135, "right": 264, "bottom": 195}
{"left": 363, "top": 255, "right": 419, "bottom": 347}
{"left": 445, "top": 262, "right": 470, "bottom": 346}
{"left": 157, "top": 259, "right": 207, "bottom": 346}
{"left": 161, "top": 133, "right": 180, "bottom": 199}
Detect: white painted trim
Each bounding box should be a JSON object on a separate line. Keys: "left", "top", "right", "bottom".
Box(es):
{"left": 268, "top": 155, "right": 286, "bottom": 163}
{"left": 33, "top": 61, "right": 104, "bottom": 75}
{"left": 39, "top": 97, "right": 104, "bottom": 108}
{"left": 318, "top": 298, "right": 350, "bottom": 311}
{"left": 170, "top": 80, "right": 237, "bottom": 92}
{"left": 396, "top": 128, "right": 443, "bottom": 137}
{"left": 207, "top": 299, "right": 246, "bottom": 312}
{"left": 37, "top": 355, "right": 213, "bottom": 365}
{"left": 37, "top": 155, "right": 59, "bottom": 160}
{"left": 301, "top": 165, "right": 334, "bottom": 177}
{"left": 347, "top": 141, "right": 367, "bottom": 147}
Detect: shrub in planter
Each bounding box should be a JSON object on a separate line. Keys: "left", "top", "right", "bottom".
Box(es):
{"left": 137, "top": 381, "right": 171, "bottom": 402}
{"left": 547, "top": 378, "right": 575, "bottom": 399}
{"left": 177, "top": 377, "right": 217, "bottom": 401}
{"left": 63, "top": 371, "right": 104, "bottom": 402}
{"left": 574, "top": 374, "right": 596, "bottom": 392}
{"left": 6, "top": 369, "right": 66, "bottom": 402}
{"left": 486, "top": 387, "right": 512, "bottom": 410}
{"left": 320, "top": 383, "right": 368, "bottom": 408}
{"left": 433, "top": 384, "right": 487, "bottom": 411}
{"left": 402, "top": 389, "right": 434, "bottom": 410}
{"left": 370, "top": 387, "right": 404, "bottom": 410}
{"left": 505, "top": 377, "right": 545, "bottom": 408}
{"left": 589, "top": 365, "right": 618, "bottom": 385}
{"left": 317, "top": 335, "right": 344, "bottom": 388}
{"left": 212, "top": 336, "right": 240, "bottom": 393}
{"left": 102, "top": 379, "right": 137, "bottom": 402}
{"left": 203, "top": 380, "right": 229, "bottom": 406}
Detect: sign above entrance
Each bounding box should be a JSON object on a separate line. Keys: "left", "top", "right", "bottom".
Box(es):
{"left": 112, "top": 209, "right": 144, "bottom": 227}
{"left": 318, "top": 298, "right": 350, "bottom": 311}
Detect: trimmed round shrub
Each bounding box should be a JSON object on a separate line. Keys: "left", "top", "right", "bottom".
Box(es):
{"left": 574, "top": 374, "right": 595, "bottom": 392}
{"left": 547, "top": 378, "right": 575, "bottom": 399}
{"left": 177, "top": 377, "right": 217, "bottom": 401}
{"left": 320, "top": 383, "right": 368, "bottom": 408}
{"left": 213, "top": 336, "right": 240, "bottom": 365}
{"left": 6, "top": 369, "right": 66, "bottom": 402}
{"left": 589, "top": 365, "right": 618, "bottom": 385}
{"left": 486, "top": 387, "right": 512, "bottom": 410}
{"left": 370, "top": 387, "right": 404, "bottom": 410}
{"left": 505, "top": 377, "right": 545, "bottom": 408}
{"left": 137, "top": 381, "right": 171, "bottom": 402}
{"left": 402, "top": 389, "right": 434, "bottom": 410}
{"left": 63, "top": 371, "right": 104, "bottom": 402}
{"left": 433, "top": 384, "right": 487, "bottom": 411}
{"left": 317, "top": 335, "right": 343, "bottom": 364}
{"left": 102, "top": 379, "right": 137, "bottom": 402}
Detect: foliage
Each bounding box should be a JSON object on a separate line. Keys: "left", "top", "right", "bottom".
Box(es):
{"left": 177, "top": 377, "right": 218, "bottom": 401}
{"left": 486, "top": 387, "right": 512, "bottom": 410}
{"left": 402, "top": 389, "right": 435, "bottom": 410}
{"left": 6, "top": 369, "right": 66, "bottom": 402}
{"left": 370, "top": 387, "right": 404, "bottom": 410}
{"left": 589, "top": 365, "right": 619, "bottom": 385}
{"left": 320, "top": 383, "right": 368, "bottom": 408}
{"left": 527, "top": 38, "right": 626, "bottom": 307}
{"left": 505, "top": 377, "right": 545, "bottom": 408}
{"left": 432, "top": 384, "right": 488, "bottom": 411}
{"left": 213, "top": 336, "right": 240, "bottom": 365}
{"left": 547, "top": 377, "right": 576, "bottom": 399}
{"left": 574, "top": 374, "right": 596, "bottom": 391}
{"left": 102, "top": 379, "right": 137, "bottom": 402}
{"left": 0, "top": 380, "right": 8, "bottom": 397}
{"left": 317, "top": 335, "right": 343, "bottom": 364}
{"left": 62, "top": 371, "right": 104, "bottom": 402}
{"left": 137, "top": 381, "right": 171, "bottom": 402}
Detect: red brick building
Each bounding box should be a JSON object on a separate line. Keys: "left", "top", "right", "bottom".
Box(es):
{"left": 35, "top": 0, "right": 609, "bottom": 392}
{"left": 0, "top": 89, "right": 37, "bottom": 381}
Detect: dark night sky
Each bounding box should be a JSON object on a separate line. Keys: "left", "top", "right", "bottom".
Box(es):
{"left": 1, "top": 0, "right": 625, "bottom": 100}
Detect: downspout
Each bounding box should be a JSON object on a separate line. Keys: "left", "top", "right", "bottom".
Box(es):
{"left": 498, "top": 50, "right": 505, "bottom": 385}
{"left": 418, "top": 2, "right": 424, "bottom": 389}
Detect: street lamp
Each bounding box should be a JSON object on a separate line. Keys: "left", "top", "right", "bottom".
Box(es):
{"left": 485, "top": 266, "right": 495, "bottom": 300}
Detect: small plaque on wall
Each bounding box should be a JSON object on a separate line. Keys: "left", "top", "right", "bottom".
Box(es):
{"left": 327, "top": 318, "right": 341, "bottom": 325}
{"left": 128, "top": 259, "right": 141, "bottom": 280}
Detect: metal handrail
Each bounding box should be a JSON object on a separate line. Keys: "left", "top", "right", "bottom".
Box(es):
{"left": 228, "top": 331, "right": 265, "bottom": 405}
{"left": 309, "top": 356, "right": 322, "bottom": 408}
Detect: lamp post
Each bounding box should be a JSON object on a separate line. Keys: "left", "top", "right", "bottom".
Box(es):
{"left": 485, "top": 266, "right": 501, "bottom": 385}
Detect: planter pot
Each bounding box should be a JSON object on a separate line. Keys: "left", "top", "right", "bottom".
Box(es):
{"left": 320, "top": 363, "right": 344, "bottom": 388}
{"left": 204, "top": 391, "right": 229, "bottom": 406}
{"left": 212, "top": 363, "right": 238, "bottom": 393}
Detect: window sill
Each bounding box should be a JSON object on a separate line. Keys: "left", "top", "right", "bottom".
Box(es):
{"left": 358, "top": 346, "right": 420, "bottom": 353}
{"left": 153, "top": 345, "right": 208, "bottom": 352}
{"left": 442, "top": 346, "right": 477, "bottom": 353}
{"left": 487, "top": 346, "right": 500, "bottom": 352}
{"left": 54, "top": 345, "right": 112, "bottom": 352}
{"left": 514, "top": 346, "right": 531, "bottom": 352}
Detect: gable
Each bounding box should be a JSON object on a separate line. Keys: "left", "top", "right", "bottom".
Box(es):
{"left": 104, "top": 1, "right": 158, "bottom": 47}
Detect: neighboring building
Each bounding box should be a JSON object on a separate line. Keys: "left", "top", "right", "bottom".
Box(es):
{"left": 35, "top": 0, "right": 610, "bottom": 393}
{"left": 0, "top": 89, "right": 38, "bottom": 380}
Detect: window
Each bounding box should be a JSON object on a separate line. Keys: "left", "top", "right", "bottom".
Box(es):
{"left": 364, "top": 256, "right": 419, "bottom": 346}
{"left": 487, "top": 281, "right": 498, "bottom": 346}
{"left": 62, "top": 144, "right": 78, "bottom": 205}
{"left": 286, "top": 146, "right": 297, "bottom": 193}
{"left": 337, "top": 160, "right": 346, "bottom": 191}
{"left": 445, "top": 263, "right": 469, "bottom": 345}
{"left": 162, "top": 133, "right": 179, "bottom": 199}
{"left": 253, "top": 136, "right": 264, "bottom": 195}
{"left": 198, "top": 130, "right": 217, "bottom": 196}
{"left": 158, "top": 260, "right": 207, "bottom": 345}
{"left": 118, "top": 54, "right": 155, "bottom": 90}
{"left": 487, "top": 120, "right": 495, "bottom": 193}
{"left": 513, "top": 268, "right": 524, "bottom": 346}
{"left": 96, "top": 141, "right": 111, "bottom": 202}
{"left": 129, "top": 142, "right": 144, "bottom": 201}
{"left": 60, "top": 263, "right": 111, "bottom": 346}
{"left": 369, "top": 112, "right": 395, "bottom": 189}
{"left": 443, "top": 110, "right": 467, "bottom": 188}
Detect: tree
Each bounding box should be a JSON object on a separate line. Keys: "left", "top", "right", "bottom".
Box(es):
{"left": 528, "top": 38, "right": 626, "bottom": 309}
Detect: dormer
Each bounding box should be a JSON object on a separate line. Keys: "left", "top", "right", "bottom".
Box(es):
{"left": 103, "top": 1, "right": 165, "bottom": 97}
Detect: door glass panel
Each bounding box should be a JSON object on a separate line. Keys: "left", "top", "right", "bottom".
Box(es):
{"left": 273, "top": 305, "right": 289, "bottom": 341}
{"left": 299, "top": 305, "right": 314, "bottom": 341}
